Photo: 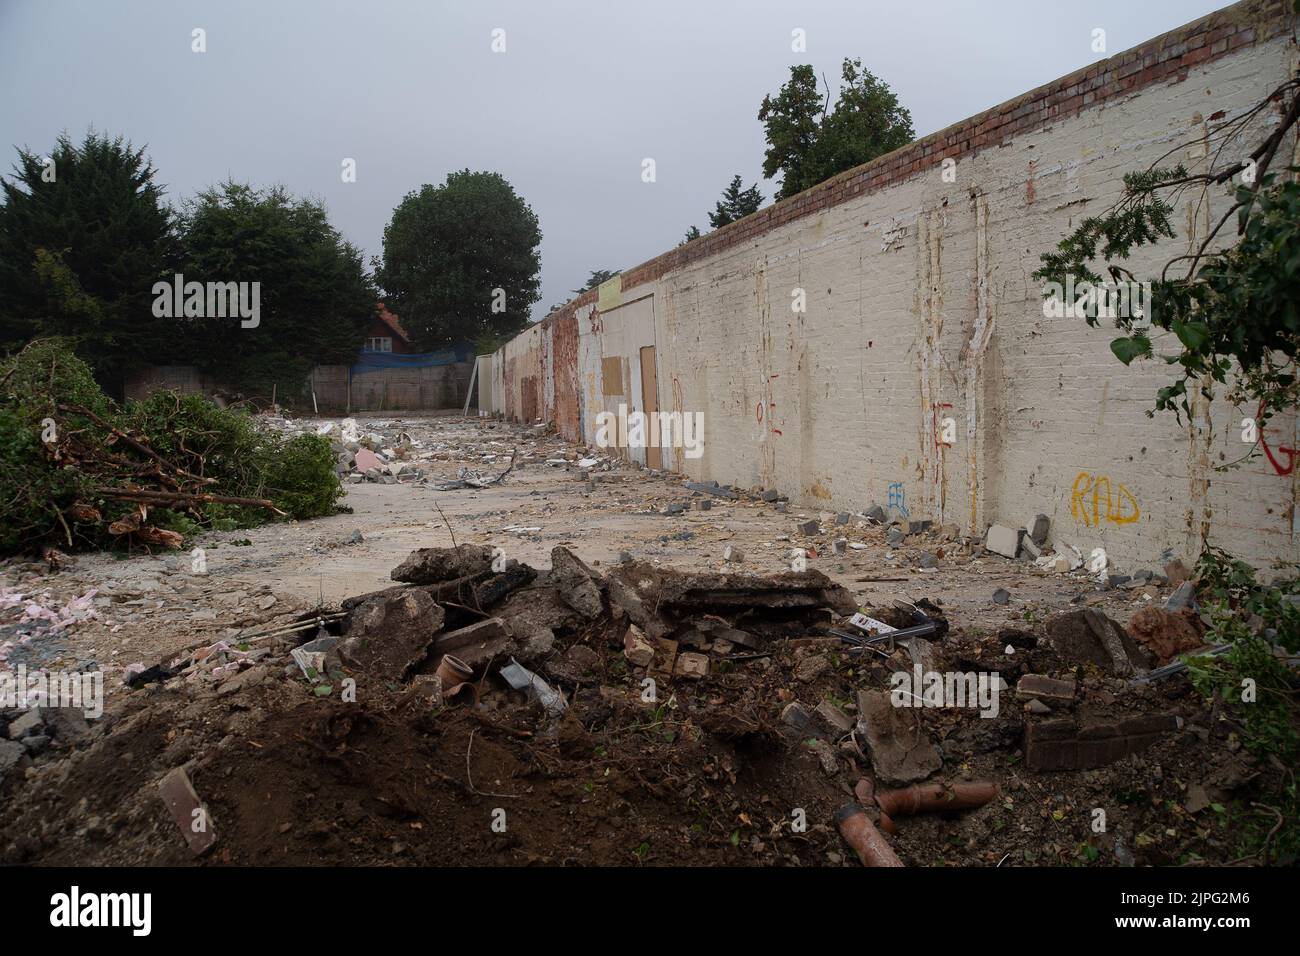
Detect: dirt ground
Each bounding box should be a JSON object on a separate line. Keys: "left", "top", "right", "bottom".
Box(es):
{"left": 0, "top": 416, "right": 1271, "bottom": 866}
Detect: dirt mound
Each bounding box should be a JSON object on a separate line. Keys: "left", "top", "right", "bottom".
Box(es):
{"left": 0, "top": 548, "right": 1275, "bottom": 867}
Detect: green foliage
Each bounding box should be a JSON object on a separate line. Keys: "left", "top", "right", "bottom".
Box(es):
{"left": 759, "top": 59, "right": 914, "bottom": 200}
{"left": 122, "top": 392, "right": 343, "bottom": 522}
{"left": 1184, "top": 548, "right": 1299, "bottom": 863}
{"left": 177, "top": 182, "right": 376, "bottom": 400}
{"left": 1033, "top": 86, "right": 1300, "bottom": 421}
{"left": 263, "top": 434, "right": 344, "bottom": 520}
{"left": 377, "top": 170, "right": 541, "bottom": 350}
{"left": 758, "top": 65, "right": 823, "bottom": 200}
{"left": 1194, "top": 547, "right": 1300, "bottom": 653}
{"left": 0, "top": 340, "right": 108, "bottom": 550}
{"left": 0, "top": 131, "right": 178, "bottom": 394}
{"left": 708, "top": 175, "right": 763, "bottom": 228}
{"left": 681, "top": 225, "right": 701, "bottom": 245}
{"left": 0, "top": 340, "right": 342, "bottom": 554}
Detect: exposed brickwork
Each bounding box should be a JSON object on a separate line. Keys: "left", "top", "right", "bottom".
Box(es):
{"left": 1025, "top": 714, "right": 1181, "bottom": 771}
{"left": 544, "top": 0, "right": 1290, "bottom": 321}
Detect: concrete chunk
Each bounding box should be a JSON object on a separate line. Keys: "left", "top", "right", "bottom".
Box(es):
{"left": 1028, "top": 514, "right": 1050, "bottom": 546}
{"left": 855, "top": 689, "right": 941, "bottom": 785}
{"left": 1016, "top": 674, "right": 1077, "bottom": 703}
{"left": 986, "top": 524, "right": 1023, "bottom": 559}
{"left": 623, "top": 624, "right": 654, "bottom": 667}
{"left": 686, "top": 482, "right": 739, "bottom": 500}
{"left": 158, "top": 767, "right": 216, "bottom": 856}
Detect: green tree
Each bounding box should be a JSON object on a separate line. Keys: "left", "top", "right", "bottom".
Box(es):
{"left": 758, "top": 65, "right": 824, "bottom": 202}
{"left": 377, "top": 170, "right": 541, "bottom": 349}
{"left": 681, "top": 225, "right": 701, "bottom": 244}
{"left": 708, "top": 175, "right": 764, "bottom": 228}
{"left": 758, "top": 59, "right": 914, "bottom": 200}
{"left": 573, "top": 269, "right": 617, "bottom": 296}
{"left": 0, "top": 131, "right": 178, "bottom": 395}
{"left": 1033, "top": 78, "right": 1300, "bottom": 427}
{"left": 177, "top": 182, "right": 376, "bottom": 398}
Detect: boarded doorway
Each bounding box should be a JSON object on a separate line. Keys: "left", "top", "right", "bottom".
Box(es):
{"left": 639, "top": 345, "right": 662, "bottom": 470}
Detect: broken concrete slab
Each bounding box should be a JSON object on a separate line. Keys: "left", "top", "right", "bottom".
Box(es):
{"left": 1165, "top": 581, "right": 1198, "bottom": 613}
{"left": 0, "top": 739, "right": 26, "bottom": 779}
{"left": 686, "top": 482, "right": 738, "bottom": 500}
{"left": 815, "top": 699, "right": 855, "bottom": 734}
{"left": 606, "top": 563, "right": 857, "bottom": 637}
{"left": 548, "top": 546, "right": 604, "bottom": 620}
{"left": 986, "top": 524, "right": 1023, "bottom": 559}
{"left": 780, "top": 701, "right": 827, "bottom": 741}
{"left": 855, "top": 689, "right": 942, "bottom": 785}
{"left": 391, "top": 544, "right": 496, "bottom": 584}
{"left": 341, "top": 589, "right": 445, "bottom": 681}
{"left": 1046, "top": 608, "right": 1150, "bottom": 677}
{"left": 1027, "top": 514, "right": 1050, "bottom": 546}
{"left": 433, "top": 617, "right": 508, "bottom": 654}
{"left": 7, "top": 709, "right": 42, "bottom": 740}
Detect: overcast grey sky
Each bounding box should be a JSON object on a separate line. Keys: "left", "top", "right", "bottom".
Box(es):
{"left": 0, "top": 0, "right": 1223, "bottom": 319}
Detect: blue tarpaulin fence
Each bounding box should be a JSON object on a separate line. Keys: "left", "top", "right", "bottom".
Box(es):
{"left": 351, "top": 344, "right": 474, "bottom": 375}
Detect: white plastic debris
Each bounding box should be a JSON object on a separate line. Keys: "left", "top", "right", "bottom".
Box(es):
{"left": 848, "top": 612, "right": 896, "bottom": 636}
{"left": 499, "top": 657, "right": 566, "bottom": 716}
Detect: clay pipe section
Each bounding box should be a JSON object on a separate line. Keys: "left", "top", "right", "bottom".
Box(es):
{"left": 835, "top": 803, "right": 904, "bottom": 867}
{"left": 874, "top": 781, "right": 997, "bottom": 834}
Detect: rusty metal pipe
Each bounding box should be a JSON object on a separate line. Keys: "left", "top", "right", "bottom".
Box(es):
{"left": 835, "top": 803, "right": 904, "bottom": 867}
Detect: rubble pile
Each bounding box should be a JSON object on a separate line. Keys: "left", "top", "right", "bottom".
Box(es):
{"left": 0, "top": 540, "right": 1278, "bottom": 868}
{"left": 264, "top": 415, "right": 625, "bottom": 489}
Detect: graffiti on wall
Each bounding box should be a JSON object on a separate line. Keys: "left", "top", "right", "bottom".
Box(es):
{"left": 1070, "top": 472, "right": 1141, "bottom": 527}
{"left": 887, "top": 481, "right": 908, "bottom": 517}
{"left": 1255, "top": 399, "right": 1296, "bottom": 476}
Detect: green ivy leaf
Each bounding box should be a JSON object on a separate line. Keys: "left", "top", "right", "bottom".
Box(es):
{"left": 1110, "top": 336, "right": 1150, "bottom": 365}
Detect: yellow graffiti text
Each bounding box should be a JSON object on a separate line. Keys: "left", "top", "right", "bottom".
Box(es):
{"left": 1070, "top": 472, "right": 1140, "bottom": 527}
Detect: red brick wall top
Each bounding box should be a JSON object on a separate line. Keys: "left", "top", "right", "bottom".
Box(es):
{"left": 542, "top": 0, "right": 1290, "bottom": 320}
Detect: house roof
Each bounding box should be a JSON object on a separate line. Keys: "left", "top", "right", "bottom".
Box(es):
{"left": 375, "top": 303, "right": 411, "bottom": 343}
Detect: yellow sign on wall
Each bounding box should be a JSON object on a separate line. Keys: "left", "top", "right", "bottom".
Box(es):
{"left": 597, "top": 274, "right": 623, "bottom": 312}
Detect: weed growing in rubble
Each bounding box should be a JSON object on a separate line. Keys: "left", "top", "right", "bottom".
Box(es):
{"left": 1183, "top": 548, "right": 1299, "bottom": 864}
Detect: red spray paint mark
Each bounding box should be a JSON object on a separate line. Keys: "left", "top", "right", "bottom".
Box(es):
{"left": 1257, "top": 399, "right": 1296, "bottom": 476}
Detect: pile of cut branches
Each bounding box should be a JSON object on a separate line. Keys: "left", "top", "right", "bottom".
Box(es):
{"left": 0, "top": 339, "right": 342, "bottom": 557}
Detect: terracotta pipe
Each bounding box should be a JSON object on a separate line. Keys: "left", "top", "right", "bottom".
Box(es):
{"left": 875, "top": 781, "right": 997, "bottom": 832}
{"left": 835, "top": 803, "right": 904, "bottom": 867}
{"left": 435, "top": 654, "right": 473, "bottom": 686}
{"left": 875, "top": 781, "right": 997, "bottom": 817}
